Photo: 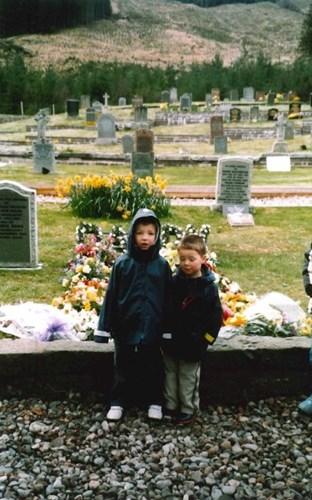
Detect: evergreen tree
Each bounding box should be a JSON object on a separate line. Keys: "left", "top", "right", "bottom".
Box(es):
{"left": 298, "top": 2, "right": 312, "bottom": 58}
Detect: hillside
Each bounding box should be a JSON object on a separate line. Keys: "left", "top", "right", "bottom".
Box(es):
{"left": 11, "top": 0, "right": 310, "bottom": 69}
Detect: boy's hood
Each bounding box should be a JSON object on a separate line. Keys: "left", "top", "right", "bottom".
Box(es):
{"left": 127, "top": 208, "right": 161, "bottom": 258}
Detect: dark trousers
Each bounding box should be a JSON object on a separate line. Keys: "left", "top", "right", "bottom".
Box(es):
{"left": 110, "top": 342, "right": 163, "bottom": 409}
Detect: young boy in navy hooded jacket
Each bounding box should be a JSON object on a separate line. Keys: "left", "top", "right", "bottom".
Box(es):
{"left": 162, "top": 234, "right": 223, "bottom": 425}
{"left": 95, "top": 208, "right": 172, "bottom": 421}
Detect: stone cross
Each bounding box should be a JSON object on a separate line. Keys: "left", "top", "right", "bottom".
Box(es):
{"left": 34, "top": 110, "right": 49, "bottom": 142}
{"left": 103, "top": 93, "right": 110, "bottom": 108}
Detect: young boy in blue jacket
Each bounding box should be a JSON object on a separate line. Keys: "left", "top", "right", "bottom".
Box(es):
{"left": 95, "top": 208, "right": 172, "bottom": 421}
{"left": 162, "top": 234, "right": 223, "bottom": 425}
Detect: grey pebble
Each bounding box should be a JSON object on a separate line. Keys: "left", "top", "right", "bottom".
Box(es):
{"left": 0, "top": 396, "right": 311, "bottom": 498}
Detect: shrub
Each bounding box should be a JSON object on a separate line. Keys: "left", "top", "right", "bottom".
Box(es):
{"left": 56, "top": 173, "right": 171, "bottom": 219}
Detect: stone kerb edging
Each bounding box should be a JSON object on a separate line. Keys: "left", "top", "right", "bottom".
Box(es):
{"left": 0, "top": 336, "right": 310, "bottom": 404}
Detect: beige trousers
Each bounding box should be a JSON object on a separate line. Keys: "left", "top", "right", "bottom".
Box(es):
{"left": 162, "top": 352, "right": 201, "bottom": 415}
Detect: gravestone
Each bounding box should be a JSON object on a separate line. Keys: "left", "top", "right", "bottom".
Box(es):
{"left": 80, "top": 95, "right": 90, "bottom": 109}
{"left": 169, "top": 87, "right": 178, "bottom": 103}
{"left": 103, "top": 92, "right": 110, "bottom": 108}
{"left": 285, "top": 122, "right": 294, "bottom": 140}
{"left": 214, "top": 136, "right": 228, "bottom": 154}
{"left": 32, "top": 110, "right": 55, "bottom": 174}
{"left": 134, "top": 105, "right": 148, "bottom": 125}
{"left": 266, "top": 154, "right": 291, "bottom": 172}
{"left": 0, "top": 181, "right": 41, "bottom": 269}
{"left": 211, "top": 88, "right": 220, "bottom": 103}
{"left": 210, "top": 115, "right": 224, "bottom": 145}
{"left": 255, "top": 91, "right": 265, "bottom": 102}
{"left": 131, "top": 129, "right": 154, "bottom": 178}
{"left": 267, "top": 92, "right": 276, "bottom": 105}
{"left": 66, "top": 99, "right": 80, "bottom": 118}
{"left": 250, "top": 106, "right": 259, "bottom": 122}
{"left": 161, "top": 90, "right": 170, "bottom": 103}
{"left": 205, "top": 94, "right": 212, "bottom": 111}
{"left": 92, "top": 100, "right": 103, "bottom": 118}
{"left": 272, "top": 113, "right": 288, "bottom": 152}
{"left": 96, "top": 113, "right": 117, "bottom": 144}
{"left": 118, "top": 97, "right": 127, "bottom": 106}
{"left": 215, "top": 156, "right": 253, "bottom": 218}
{"left": 288, "top": 102, "right": 301, "bottom": 116}
{"left": 85, "top": 107, "right": 96, "bottom": 127}
{"left": 135, "top": 128, "right": 154, "bottom": 153}
{"left": 229, "top": 89, "right": 239, "bottom": 101}
{"left": 230, "top": 107, "right": 241, "bottom": 122}
{"left": 132, "top": 96, "right": 144, "bottom": 108}
{"left": 243, "top": 87, "right": 254, "bottom": 101}
{"left": 180, "top": 93, "right": 192, "bottom": 112}
{"left": 267, "top": 108, "right": 279, "bottom": 121}
{"left": 122, "top": 134, "right": 134, "bottom": 154}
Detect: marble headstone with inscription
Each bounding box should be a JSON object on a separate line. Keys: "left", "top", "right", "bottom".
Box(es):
{"left": 215, "top": 156, "right": 253, "bottom": 222}
{"left": 0, "top": 181, "right": 41, "bottom": 269}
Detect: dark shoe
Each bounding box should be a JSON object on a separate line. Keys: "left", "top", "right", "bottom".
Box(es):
{"left": 176, "top": 412, "right": 194, "bottom": 425}
{"left": 163, "top": 408, "right": 177, "bottom": 421}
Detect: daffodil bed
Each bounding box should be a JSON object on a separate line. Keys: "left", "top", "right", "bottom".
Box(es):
{"left": 1, "top": 222, "right": 312, "bottom": 342}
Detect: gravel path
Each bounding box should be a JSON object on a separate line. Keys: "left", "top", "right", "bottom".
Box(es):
{"left": 1, "top": 395, "right": 311, "bottom": 499}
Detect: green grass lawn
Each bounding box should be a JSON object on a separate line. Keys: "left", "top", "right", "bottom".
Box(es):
{"left": 0, "top": 204, "right": 310, "bottom": 312}
{"left": 0, "top": 163, "right": 311, "bottom": 188}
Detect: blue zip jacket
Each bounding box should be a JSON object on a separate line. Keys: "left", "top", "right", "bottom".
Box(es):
{"left": 95, "top": 208, "right": 172, "bottom": 345}
{"left": 163, "top": 265, "right": 223, "bottom": 361}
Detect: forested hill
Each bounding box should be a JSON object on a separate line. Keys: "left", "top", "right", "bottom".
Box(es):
{"left": 8, "top": 0, "right": 311, "bottom": 69}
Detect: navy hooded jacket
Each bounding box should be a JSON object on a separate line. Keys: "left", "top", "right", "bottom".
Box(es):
{"left": 163, "top": 265, "right": 223, "bottom": 361}
{"left": 95, "top": 208, "right": 172, "bottom": 345}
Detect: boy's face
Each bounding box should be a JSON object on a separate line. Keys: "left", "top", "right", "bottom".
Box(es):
{"left": 178, "top": 248, "right": 205, "bottom": 278}
{"left": 134, "top": 222, "right": 157, "bottom": 251}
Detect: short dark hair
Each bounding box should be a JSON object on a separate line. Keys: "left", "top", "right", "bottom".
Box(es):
{"left": 134, "top": 217, "right": 158, "bottom": 231}
{"left": 178, "top": 234, "right": 207, "bottom": 256}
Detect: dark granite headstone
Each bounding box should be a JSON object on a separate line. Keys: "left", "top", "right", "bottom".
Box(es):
{"left": 66, "top": 99, "right": 80, "bottom": 118}
{"left": 230, "top": 107, "right": 241, "bottom": 122}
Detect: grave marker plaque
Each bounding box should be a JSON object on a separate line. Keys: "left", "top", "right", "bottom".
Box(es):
{"left": 0, "top": 181, "right": 41, "bottom": 269}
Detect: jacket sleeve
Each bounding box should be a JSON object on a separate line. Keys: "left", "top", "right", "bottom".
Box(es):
{"left": 203, "top": 282, "right": 223, "bottom": 345}
{"left": 303, "top": 244, "right": 312, "bottom": 297}
{"left": 162, "top": 261, "right": 173, "bottom": 338}
{"left": 94, "top": 261, "right": 119, "bottom": 343}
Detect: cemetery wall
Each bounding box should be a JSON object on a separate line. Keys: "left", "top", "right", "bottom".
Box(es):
{"left": 0, "top": 337, "right": 310, "bottom": 404}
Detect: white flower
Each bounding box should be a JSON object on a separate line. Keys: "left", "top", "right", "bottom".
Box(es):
{"left": 82, "top": 264, "right": 91, "bottom": 274}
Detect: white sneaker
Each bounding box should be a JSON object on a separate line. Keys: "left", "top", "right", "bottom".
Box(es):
{"left": 106, "top": 406, "right": 123, "bottom": 421}
{"left": 148, "top": 405, "right": 163, "bottom": 420}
